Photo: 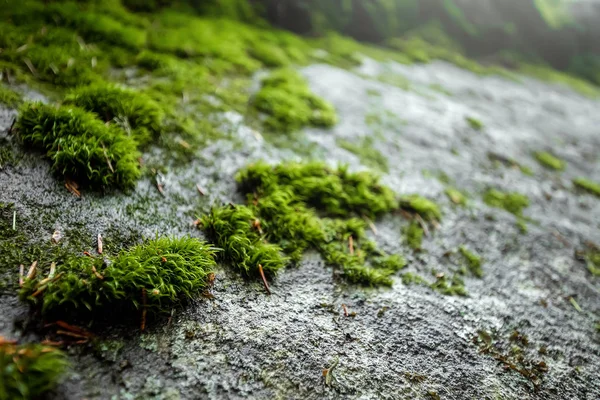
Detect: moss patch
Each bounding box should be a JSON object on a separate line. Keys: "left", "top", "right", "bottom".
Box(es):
{"left": 483, "top": 189, "right": 529, "bottom": 217}
{"left": 16, "top": 102, "right": 141, "bottom": 189}
{"left": 0, "top": 341, "right": 69, "bottom": 400}
{"left": 201, "top": 161, "right": 404, "bottom": 286}
{"left": 533, "top": 151, "right": 566, "bottom": 171}
{"left": 445, "top": 187, "right": 467, "bottom": 206}
{"left": 404, "top": 221, "right": 423, "bottom": 250}
{"left": 459, "top": 246, "right": 483, "bottom": 278}
{"left": 337, "top": 136, "right": 388, "bottom": 172}
{"left": 399, "top": 195, "right": 442, "bottom": 222}
{"left": 0, "top": 85, "right": 22, "bottom": 108}
{"left": 252, "top": 68, "right": 337, "bottom": 133}
{"left": 573, "top": 177, "right": 600, "bottom": 197}
{"left": 20, "top": 236, "right": 216, "bottom": 316}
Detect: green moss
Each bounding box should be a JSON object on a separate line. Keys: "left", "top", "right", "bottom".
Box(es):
{"left": 533, "top": 151, "right": 566, "bottom": 171}
{"left": 483, "top": 189, "right": 529, "bottom": 217}
{"left": 404, "top": 221, "right": 423, "bottom": 250}
{"left": 430, "top": 273, "right": 468, "bottom": 296}
{"left": 399, "top": 195, "right": 442, "bottom": 222}
{"left": 201, "top": 161, "right": 403, "bottom": 286}
{"left": 0, "top": 341, "right": 69, "bottom": 400}
{"left": 445, "top": 187, "right": 467, "bottom": 206}
{"left": 63, "top": 84, "right": 163, "bottom": 145}
{"left": 16, "top": 102, "right": 141, "bottom": 188}
{"left": 519, "top": 63, "right": 599, "bottom": 98}
{"left": 573, "top": 177, "right": 600, "bottom": 197}
{"left": 465, "top": 116, "right": 483, "bottom": 131}
{"left": 459, "top": 246, "right": 483, "bottom": 278}
{"left": 21, "top": 236, "right": 216, "bottom": 315}
{"left": 252, "top": 68, "right": 337, "bottom": 133}
{"left": 0, "top": 85, "right": 22, "bottom": 108}
{"left": 337, "top": 136, "right": 388, "bottom": 172}
{"left": 581, "top": 244, "right": 600, "bottom": 276}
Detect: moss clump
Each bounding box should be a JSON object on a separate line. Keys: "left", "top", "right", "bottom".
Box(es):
{"left": 573, "top": 177, "right": 600, "bottom": 197}
{"left": 459, "top": 246, "right": 483, "bottom": 278}
{"left": 201, "top": 161, "right": 403, "bottom": 286}
{"left": 16, "top": 102, "right": 141, "bottom": 189}
{"left": 430, "top": 273, "right": 468, "bottom": 296}
{"left": 337, "top": 136, "right": 388, "bottom": 172}
{"left": 0, "top": 85, "right": 22, "bottom": 108}
{"left": 252, "top": 68, "right": 337, "bottom": 133}
{"left": 63, "top": 84, "right": 163, "bottom": 145}
{"left": 404, "top": 221, "right": 423, "bottom": 250}
{"left": 483, "top": 189, "right": 529, "bottom": 217}
{"left": 0, "top": 341, "right": 69, "bottom": 400}
{"left": 21, "top": 236, "right": 216, "bottom": 316}
{"left": 533, "top": 151, "right": 566, "bottom": 171}
{"left": 445, "top": 187, "right": 467, "bottom": 206}
{"left": 399, "top": 195, "right": 442, "bottom": 222}
{"left": 466, "top": 116, "right": 483, "bottom": 131}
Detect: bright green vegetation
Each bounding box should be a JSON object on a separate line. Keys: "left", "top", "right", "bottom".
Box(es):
{"left": 573, "top": 177, "right": 600, "bottom": 197}
{"left": 520, "top": 63, "right": 599, "bottom": 98}
{"left": 21, "top": 236, "right": 216, "bottom": 315}
{"left": 201, "top": 161, "right": 405, "bottom": 285}
{"left": 0, "top": 85, "right": 22, "bottom": 108}
{"left": 459, "top": 246, "right": 483, "bottom": 278}
{"left": 0, "top": 341, "right": 69, "bottom": 400}
{"left": 252, "top": 68, "right": 337, "bottom": 132}
{"left": 445, "top": 187, "right": 467, "bottom": 206}
{"left": 63, "top": 85, "right": 163, "bottom": 145}
{"left": 483, "top": 189, "right": 530, "bottom": 217}
{"left": 488, "top": 152, "right": 534, "bottom": 176}
{"left": 399, "top": 195, "right": 442, "bottom": 222}
{"left": 337, "top": 136, "right": 388, "bottom": 172}
{"left": 533, "top": 151, "right": 566, "bottom": 171}
{"left": 16, "top": 102, "right": 141, "bottom": 189}
{"left": 466, "top": 116, "right": 483, "bottom": 131}
{"left": 404, "top": 222, "right": 423, "bottom": 250}
{"left": 582, "top": 245, "right": 600, "bottom": 276}
{"left": 402, "top": 271, "right": 467, "bottom": 296}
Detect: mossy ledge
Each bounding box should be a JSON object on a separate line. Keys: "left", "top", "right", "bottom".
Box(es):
{"left": 201, "top": 161, "right": 404, "bottom": 286}
{"left": 252, "top": 68, "right": 337, "bottom": 133}
{"left": 16, "top": 102, "right": 142, "bottom": 189}
{"left": 20, "top": 236, "right": 216, "bottom": 317}
{"left": 0, "top": 340, "right": 69, "bottom": 400}
{"left": 573, "top": 177, "right": 600, "bottom": 197}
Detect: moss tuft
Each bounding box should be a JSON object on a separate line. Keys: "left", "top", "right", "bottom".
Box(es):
{"left": 399, "top": 195, "right": 442, "bottom": 222}
{"left": 459, "top": 246, "right": 483, "bottom": 278}
{"left": 483, "top": 189, "right": 529, "bottom": 217}
{"left": 465, "top": 116, "right": 483, "bottom": 131}
{"left": 64, "top": 84, "right": 163, "bottom": 145}
{"left": 201, "top": 161, "right": 403, "bottom": 286}
{"left": 16, "top": 102, "right": 141, "bottom": 189}
{"left": 0, "top": 341, "right": 69, "bottom": 400}
{"left": 337, "top": 136, "right": 388, "bottom": 172}
{"left": 533, "top": 151, "right": 566, "bottom": 171}
{"left": 445, "top": 187, "right": 467, "bottom": 206}
{"left": 573, "top": 177, "right": 600, "bottom": 197}
{"left": 20, "top": 236, "right": 216, "bottom": 316}
{"left": 404, "top": 221, "right": 423, "bottom": 250}
{"left": 0, "top": 85, "right": 23, "bottom": 108}
{"left": 252, "top": 68, "right": 337, "bottom": 133}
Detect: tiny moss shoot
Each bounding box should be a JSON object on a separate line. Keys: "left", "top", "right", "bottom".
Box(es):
{"left": 459, "top": 246, "right": 483, "bottom": 278}
{"left": 465, "top": 116, "right": 483, "bottom": 131}
{"left": 0, "top": 340, "right": 69, "bottom": 400}
{"left": 16, "top": 102, "right": 141, "bottom": 189}
{"left": 252, "top": 68, "right": 337, "bottom": 133}
{"left": 20, "top": 236, "right": 216, "bottom": 316}
{"left": 533, "top": 151, "right": 566, "bottom": 171}
{"left": 445, "top": 187, "right": 467, "bottom": 206}
{"left": 573, "top": 177, "right": 600, "bottom": 197}
{"left": 201, "top": 161, "right": 404, "bottom": 286}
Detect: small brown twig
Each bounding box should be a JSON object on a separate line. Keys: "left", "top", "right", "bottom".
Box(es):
{"left": 26, "top": 261, "right": 37, "bottom": 281}
{"left": 342, "top": 304, "right": 348, "bottom": 317}
{"left": 65, "top": 179, "right": 81, "bottom": 197}
{"left": 55, "top": 321, "right": 93, "bottom": 337}
{"left": 91, "top": 265, "right": 104, "bottom": 280}
{"left": 258, "top": 264, "right": 271, "bottom": 295}
{"left": 196, "top": 184, "right": 205, "bottom": 196}
{"left": 97, "top": 234, "right": 103, "bottom": 254}
{"left": 18, "top": 264, "right": 24, "bottom": 287}
{"left": 364, "top": 217, "right": 378, "bottom": 235}
{"left": 8, "top": 118, "right": 16, "bottom": 135}
{"left": 141, "top": 288, "right": 147, "bottom": 331}
{"left": 415, "top": 214, "right": 430, "bottom": 237}
{"left": 23, "top": 58, "right": 38, "bottom": 77}
{"left": 348, "top": 236, "right": 354, "bottom": 255}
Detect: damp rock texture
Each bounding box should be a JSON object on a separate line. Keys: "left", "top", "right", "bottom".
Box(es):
{"left": 1, "top": 59, "right": 600, "bottom": 399}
